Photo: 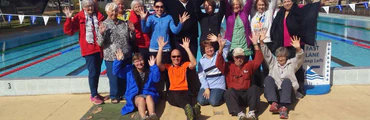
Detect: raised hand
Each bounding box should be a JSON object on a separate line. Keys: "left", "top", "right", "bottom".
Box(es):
{"left": 179, "top": 12, "right": 190, "bottom": 23}
{"left": 63, "top": 7, "right": 73, "bottom": 18}
{"left": 290, "top": 35, "right": 301, "bottom": 49}
{"left": 249, "top": 32, "right": 259, "bottom": 45}
{"left": 148, "top": 56, "right": 156, "bottom": 66}
{"left": 218, "top": 34, "right": 226, "bottom": 50}
{"left": 115, "top": 48, "right": 124, "bottom": 60}
{"left": 179, "top": 37, "right": 190, "bottom": 49}
{"left": 258, "top": 29, "right": 267, "bottom": 43}
{"left": 127, "top": 21, "right": 135, "bottom": 31}
{"left": 139, "top": 7, "right": 148, "bottom": 20}
{"left": 207, "top": 33, "right": 218, "bottom": 42}
{"left": 157, "top": 36, "right": 168, "bottom": 49}
{"left": 99, "top": 23, "right": 106, "bottom": 35}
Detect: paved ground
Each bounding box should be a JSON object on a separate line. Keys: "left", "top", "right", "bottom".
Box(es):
{"left": 0, "top": 85, "right": 369, "bottom": 120}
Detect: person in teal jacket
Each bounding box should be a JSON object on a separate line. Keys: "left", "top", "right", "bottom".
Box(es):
{"left": 113, "top": 49, "right": 160, "bottom": 120}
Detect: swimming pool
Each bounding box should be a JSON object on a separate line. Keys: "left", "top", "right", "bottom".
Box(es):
{"left": 0, "top": 14, "right": 369, "bottom": 79}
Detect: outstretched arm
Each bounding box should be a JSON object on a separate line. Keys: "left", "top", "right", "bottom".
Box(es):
{"left": 156, "top": 37, "right": 167, "bottom": 72}
{"left": 180, "top": 37, "right": 197, "bottom": 70}
{"left": 290, "top": 36, "right": 304, "bottom": 72}
{"left": 113, "top": 48, "right": 128, "bottom": 79}
{"left": 242, "top": 0, "right": 253, "bottom": 14}
{"left": 63, "top": 7, "right": 79, "bottom": 36}
{"left": 148, "top": 56, "right": 161, "bottom": 83}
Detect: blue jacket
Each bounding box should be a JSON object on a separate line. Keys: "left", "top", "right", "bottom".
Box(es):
{"left": 141, "top": 13, "right": 183, "bottom": 50}
{"left": 112, "top": 60, "right": 161, "bottom": 115}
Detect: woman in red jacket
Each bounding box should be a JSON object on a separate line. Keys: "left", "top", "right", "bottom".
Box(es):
{"left": 63, "top": 0, "right": 107, "bottom": 105}
{"left": 128, "top": 0, "right": 151, "bottom": 67}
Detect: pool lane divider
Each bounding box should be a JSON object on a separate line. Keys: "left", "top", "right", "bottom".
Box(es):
{"left": 316, "top": 31, "right": 370, "bottom": 49}
{"left": 0, "top": 42, "right": 79, "bottom": 72}
{"left": 0, "top": 45, "right": 80, "bottom": 78}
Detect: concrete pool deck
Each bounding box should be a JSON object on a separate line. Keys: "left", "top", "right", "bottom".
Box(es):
{"left": 0, "top": 85, "right": 370, "bottom": 120}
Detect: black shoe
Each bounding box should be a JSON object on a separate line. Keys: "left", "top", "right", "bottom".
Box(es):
{"left": 184, "top": 104, "right": 195, "bottom": 120}
{"left": 193, "top": 104, "right": 201, "bottom": 116}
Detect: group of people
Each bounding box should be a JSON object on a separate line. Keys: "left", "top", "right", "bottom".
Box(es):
{"left": 63, "top": 0, "right": 323, "bottom": 119}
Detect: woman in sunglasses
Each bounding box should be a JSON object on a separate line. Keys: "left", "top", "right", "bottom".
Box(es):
{"left": 139, "top": 0, "right": 190, "bottom": 97}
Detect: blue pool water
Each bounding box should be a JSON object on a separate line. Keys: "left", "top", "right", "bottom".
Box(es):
{"left": 1, "top": 14, "right": 369, "bottom": 79}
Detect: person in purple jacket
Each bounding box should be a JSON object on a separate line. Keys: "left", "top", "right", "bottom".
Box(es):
{"left": 224, "top": 0, "right": 254, "bottom": 61}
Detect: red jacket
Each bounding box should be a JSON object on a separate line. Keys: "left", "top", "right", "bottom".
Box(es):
{"left": 63, "top": 11, "right": 105, "bottom": 56}
{"left": 216, "top": 50, "right": 263, "bottom": 90}
{"left": 128, "top": 10, "right": 150, "bottom": 49}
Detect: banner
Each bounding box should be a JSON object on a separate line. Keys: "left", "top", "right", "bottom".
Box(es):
{"left": 6, "top": 15, "right": 11, "bottom": 23}
{"left": 322, "top": 6, "right": 329, "bottom": 14}
{"left": 43, "top": 16, "right": 49, "bottom": 25}
{"left": 336, "top": 5, "right": 342, "bottom": 12}
{"left": 18, "top": 15, "right": 24, "bottom": 24}
{"left": 349, "top": 4, "right": 356, "bottom": 12}
{"left": 31, "top": 16, "right": 36, "bottom": 24}
{"left": 364, "top": 2, "right": 369, "bottom": 10}
{"left": 303, "top": 41, "right": 332, "bottom": 95}
{"left": 56, "top": 16, "right": 61, "bottom": 25}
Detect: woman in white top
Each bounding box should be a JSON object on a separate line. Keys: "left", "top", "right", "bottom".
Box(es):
{"left": 251, "top": 0, "right": 277, "bottom": 49}
{"left": 250, "top": 0, "right": 277, "bottom": 81}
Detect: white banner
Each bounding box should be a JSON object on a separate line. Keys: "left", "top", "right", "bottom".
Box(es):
{"left": 303, "top": 41, "right": 331, "bottom": 95}
{"left": 322, "top": 6, "right": 329, "bottom": 14}
{"left": 43, "top": 16, "right": 49, "bottom": 25}
{"left": 18, "top": 15, "right": 24, "bottom": 24}
{"left": 349, "top": 4, "right": 356, "bottom": 12}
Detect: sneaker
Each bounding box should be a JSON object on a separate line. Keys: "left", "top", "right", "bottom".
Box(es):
{"left": 246, "top": 111, "right": 257, "bottom": 120}
{"left": 269, "top": 102, "right": 279, "bottom": 113}
{"left": 184, "top": 104, "right": 195, "bottom": 120}
{"left": 279, "top": 106, "right": 289, "bottom": 119}
{"left": 193, "top": 104, "right": 201, "bottom": 116}
{"left": 149, "top": 113, "right": 159, "bottom": 120}
{"left": 90, "top": 96, "right": 103, "bottom": 105}
{"left": 238, "top": 112, "right": 247, "bottom": 120}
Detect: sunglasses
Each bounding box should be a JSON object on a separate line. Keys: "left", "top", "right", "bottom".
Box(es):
{"left": 171, "top": 55, "right": 181, "bottom": 58}
{"left": 154, "top": 5, "right": 164, "bottom": 8}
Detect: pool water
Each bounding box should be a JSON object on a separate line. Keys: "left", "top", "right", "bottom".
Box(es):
{"left": 0, "top": 14, "right": 369, "bottom": 79}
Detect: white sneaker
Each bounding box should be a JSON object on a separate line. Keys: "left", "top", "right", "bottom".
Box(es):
{"left": 246, "top": 111, "right": 257, "bottom": 120}
{"left": 238, "top": 112, "right": 247, "bottom": 120}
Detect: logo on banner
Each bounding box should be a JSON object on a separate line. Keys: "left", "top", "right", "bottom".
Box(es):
{"left": 303, "top": 41, "right": 331, "bottom": 86}
{"left": 31, "top": 16, "right": 36, "bottom": 24}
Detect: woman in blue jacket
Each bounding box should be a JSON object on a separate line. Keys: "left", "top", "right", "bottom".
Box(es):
{"left": 113, "top": 49, "right": 160, "bottom": 120}
{"left": 138, "top": 0, "right": 190, "bottom": 96}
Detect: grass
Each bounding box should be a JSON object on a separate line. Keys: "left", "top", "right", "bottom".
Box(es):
{"left": 81, "top": 103, "right": 139, "bottom": 120}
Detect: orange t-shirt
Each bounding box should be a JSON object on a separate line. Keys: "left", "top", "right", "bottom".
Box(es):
{"left": 165, "top": 62, "right": 190, "bottom": 91}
